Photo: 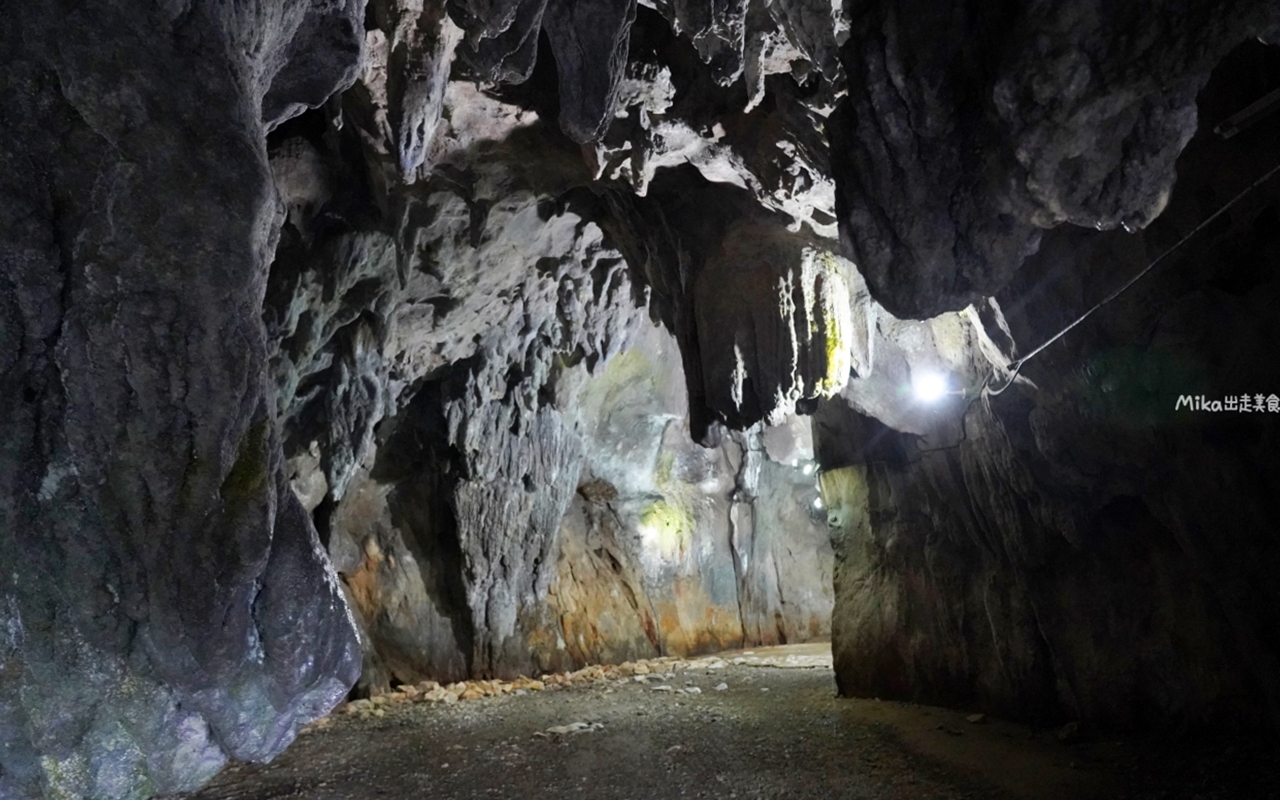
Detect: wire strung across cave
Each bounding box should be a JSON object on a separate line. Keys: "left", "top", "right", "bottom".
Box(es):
{"left": 836, "top": 158, "right": 1280, "bottom": 472}
{"left": 984, "top": 159, "right": 1280, "bottom": 397}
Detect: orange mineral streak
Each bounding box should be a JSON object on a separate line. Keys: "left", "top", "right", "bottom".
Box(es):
{"left": 344, "top": 539, "right": 386, "bottom": 621}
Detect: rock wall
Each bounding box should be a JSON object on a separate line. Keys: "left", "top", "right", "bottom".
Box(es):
{"left": 4, "top": 0, "right": 1280, "bottom": 796}
{"left": 315, "top": 308, "right": 834, "bottom": 690}
{"left": 820, "top": 41, "right": 1280, "bottom": 731}
{"left": 0, "top": 3, "right": 364, "bottom": 798}
{"left": 260, "top": 0, "right": 848, "bottom": 694}
{"left": 527, "top": 320, "right": 833, "bottom": 674}
{"left": 830, "top": 0, "right": 1280, "bottom": 319}
{"left": 268, "top": 88, "right": 641, "bottom": 686}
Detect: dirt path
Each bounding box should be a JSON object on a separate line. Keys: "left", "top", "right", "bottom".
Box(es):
{"left": 164, "top": 645, "right": 1273, "bottom": 800}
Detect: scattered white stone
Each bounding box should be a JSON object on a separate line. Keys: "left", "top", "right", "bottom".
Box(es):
{"left": 634, "top": 675, "right": 649, "bottom": 683}
{"left": 546, "top": 722, "right": 603, "bottom": 735}
{"left": 714, "top": 683, "right": 728, "bottom": 691}
{"left": 682, "top": 686, "right": 702, "bottom": 695}
{"left": 760, "top": 687, "right": 769, "bottom": 692}
{"left": 652, "top": 685, "right": 674, "bottom": 692}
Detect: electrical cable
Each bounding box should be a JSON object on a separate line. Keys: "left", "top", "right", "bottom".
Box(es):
{"left": 820, "top": 159, "right": 1280, "bottom": 473}
{"left": 985, "top": 160, "right": 1280, "bottom": 396}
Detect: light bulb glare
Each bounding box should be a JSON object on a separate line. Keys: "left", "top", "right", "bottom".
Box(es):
{"left": 912, "top": 371, "right": 948, "bottom": 403}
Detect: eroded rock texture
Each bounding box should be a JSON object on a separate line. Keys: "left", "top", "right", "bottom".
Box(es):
{"left": 262, "top": 9, "right": 839, "bottom": 697}
{"left": 830, "top": 0, "right": 1280, "bottom": 318}
{"left": 1, "top": 2, "right": 363, "bottom": 798}
{"left": 528, "top": 320, "right": 833, "bottom": 673}
{"left": 4, "top": 0, "right": 1280, "bottom": 794}
{"left": 820, "top": 42, "right": 1280, "bottom": 730}
{"left": 253, "top": 0, "right": 871, "bottom": 703}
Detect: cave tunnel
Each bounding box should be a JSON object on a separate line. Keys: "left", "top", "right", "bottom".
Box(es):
{"left": 2, "top": 1, "right": 1280, "bottom": 798}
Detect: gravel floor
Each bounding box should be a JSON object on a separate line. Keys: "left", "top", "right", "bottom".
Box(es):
{"left": 163, "top": 645, "right": 1278, "bottom": 800}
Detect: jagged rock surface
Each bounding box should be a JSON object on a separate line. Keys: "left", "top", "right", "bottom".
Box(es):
{"left": 5, "top": 0, "right": 1280, "bottom": 797}
{"left": 528, "top": 321, "right": 833, "bottom": 672}
{"left": 267, "top": 88, "right": 638, "bottom": 683}
{"left": 259, "top": 1, "right": 852, "bottom": 698}
{"left": 819, "top": 44, "right": 1280, "bottom": 729}
{"left": 0, "top": 3, "right": 365, "bottom": 798}
{"left": 829, "top": 0, "right": 1280, "bottom": 319}
{"left": 543, "top": 0, "right": 639, "bottom": 143}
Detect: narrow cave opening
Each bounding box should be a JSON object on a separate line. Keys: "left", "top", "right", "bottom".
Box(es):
{"left": 3, "top": 3, "right": 1280, "bottom": 800}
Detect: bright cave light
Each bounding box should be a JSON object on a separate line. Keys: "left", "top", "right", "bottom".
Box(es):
{"left": 812, "top": 496, "right": 824, "bottom": 509}
{"left": 801, "top": 463, "right": 814, "bottom": 476}
{"left": 912, "top": 371, "right": 949, "bottom": 403}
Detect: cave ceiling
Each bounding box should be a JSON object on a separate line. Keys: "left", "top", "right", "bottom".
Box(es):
{"left": 322, "top": 0, "right": 1280, "bottom": 442}
{"left": 2, "top": 1, "right": 1279, "bottom": 797}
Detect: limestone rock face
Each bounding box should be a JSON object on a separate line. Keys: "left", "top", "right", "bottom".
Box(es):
{"left": 297, "top": 262, "right": 833, "bottom": 687}
{"left": 820, "top": 46, "right": 1280, "bottom": 729}
{"left": 268, "top": 97, "right": 634, "bottom": 683}
{"left": 452, "top": 0, "right": 548, "bottom": 84}
{"left": 261, "top": 29, "right": 838, "bottom": 689}
{"left": 0, "top": 2, "right": 364, "bottom": 798}
{"left": 543, "top": 0, "right": 639, "bottom": 143}
{"left": 829, "top": 0, "right": 1279, "bottom": 319}
{"left": 529, "top": 321, "right": 833, "bottom": 672}
{"left": 694, "top": 224, "right": 853, "bottom": 429}
{"left": 4, "top": 0, "right": 1280, "bottom": 795}
{"left": 369, "top": 0, "right": 464, "bottom": 180}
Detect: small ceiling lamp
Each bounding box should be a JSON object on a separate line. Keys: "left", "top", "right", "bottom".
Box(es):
{"left": 911, "top": 371, "right": 951, "bottom": 403}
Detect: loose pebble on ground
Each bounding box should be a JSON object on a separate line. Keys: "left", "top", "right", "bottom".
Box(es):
{"left": 162, "top": 644, "right": 1279, "bottom": 800}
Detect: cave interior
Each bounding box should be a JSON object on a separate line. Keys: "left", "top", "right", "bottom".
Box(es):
{"left": 1, "top": 0, "right": 1279, "bottom": 797}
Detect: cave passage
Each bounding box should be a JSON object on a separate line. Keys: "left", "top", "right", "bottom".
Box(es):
{"left": 3, "top": 2, "right": 1280, "bottom": 799}
{"left": 165, "top": 644, "right": 1278, "bottom": 800}
{"left": 167, "top": 645, "right": 1065, "bottom": 800}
